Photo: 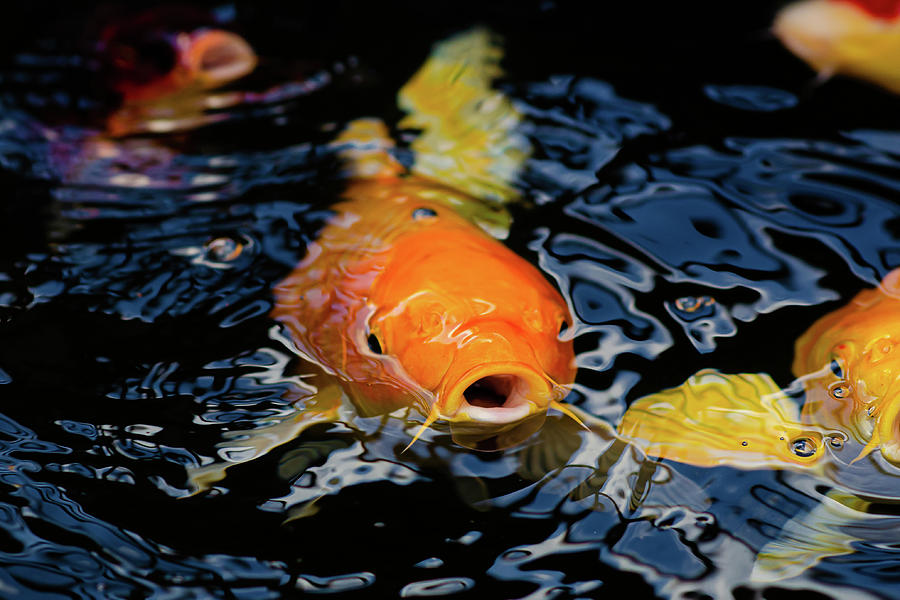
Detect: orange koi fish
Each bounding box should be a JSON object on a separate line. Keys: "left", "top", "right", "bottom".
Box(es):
{"left": 774, "top": 0, "right": 900, "bottom": 93}
{"left": 98, "top": 10, "right": 257, "bottom": 135}
{"left": 272, "top": 30, "right": 577, "bottom": 449}
{"left": 270, "top": 160, "right": 577, "bottom": 450}
{"left": 793, "top": 268, "right": 900, "bottom": 464}
{"left": 187, "top": 29, "right": 577, "bottom": 492}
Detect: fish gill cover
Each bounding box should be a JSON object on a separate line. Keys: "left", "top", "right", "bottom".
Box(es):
{"left": 0, "top": 1, "right": 899, "bottom": 599}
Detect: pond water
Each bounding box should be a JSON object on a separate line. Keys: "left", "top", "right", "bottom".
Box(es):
{"left": 1, "top": 2, "right": 899, "bottom": 598}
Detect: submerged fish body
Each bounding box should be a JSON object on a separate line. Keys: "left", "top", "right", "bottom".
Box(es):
{"left": 794, "top": 268, "right": 900, "bottom": 464}
{"left": 271, "top": 174, "right": 576, "bottom": 448}
{"left": 774, "top": 0, "right": 900, "bottom": 93}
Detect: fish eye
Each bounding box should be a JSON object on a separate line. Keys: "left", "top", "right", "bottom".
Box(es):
{"left": 830, "top": 383, "right": 850, "bottom": 400}
{"left": 367, "top": 333, "right": 383, "bottom": 354}
{"left": 829, "top": 358, "right": 844, "bottom": 379}
{"left": 412, "top": 207, "right": 438, "bottom": 220}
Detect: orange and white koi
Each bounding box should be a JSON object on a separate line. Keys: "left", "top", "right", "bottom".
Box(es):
{"left": 774, "top": 0, "right": 900, "bottom": 93}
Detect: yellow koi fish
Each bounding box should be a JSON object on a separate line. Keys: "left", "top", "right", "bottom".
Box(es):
{"left": 618, "top": 269, "right": 900, "bottom": 469}
{"left": 616, "top": 272, "right": 900, "bottom": 582}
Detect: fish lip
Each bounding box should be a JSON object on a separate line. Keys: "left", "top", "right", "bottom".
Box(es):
{"left": 184, "top": 30, "right": 258, "bottom": 86}
{"left": 441, "top": 363, "right": 552, "bottom": 426}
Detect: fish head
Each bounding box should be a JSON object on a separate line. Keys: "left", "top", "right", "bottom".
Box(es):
{"left": 100, "top": 12, "right": 257, "bottom": 104}
{"left": 773, "top": 0, "right": 900, "bottom": 93}
{"left": 367, "top": 209, "right": 576, "bottom": 448}
{"left": 793, "top": 269, "right": 900, "bottom": 463}
{"left": 176, "top": 29, "right": 258, "bottom": 91}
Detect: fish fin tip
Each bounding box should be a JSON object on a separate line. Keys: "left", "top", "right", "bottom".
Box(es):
{"left": 815, "top": 67, "right": 835, "bottom": 85}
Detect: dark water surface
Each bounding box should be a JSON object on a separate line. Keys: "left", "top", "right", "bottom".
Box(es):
{"left": 1, "top": 1, "right": 900, "bottom": 598}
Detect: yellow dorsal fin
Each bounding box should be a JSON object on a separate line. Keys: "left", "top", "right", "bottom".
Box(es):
{"left": 397, "top": 28, "right": 530, "bottom": 202}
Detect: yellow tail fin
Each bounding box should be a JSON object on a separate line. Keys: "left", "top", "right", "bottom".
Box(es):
{"left": 619, "top": 370, "right": 827, "bottom": 470}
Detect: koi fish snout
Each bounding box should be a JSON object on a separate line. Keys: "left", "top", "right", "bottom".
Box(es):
{"left": 427, "top": 364, "right": 568, "bottom": 452}
{"left": 183, "top": 29, "right": 257, "bottom": 87}
{"left": 773, "top": 0, "right": 842, "bottom": 71}
{"left": 452, "top": 368, "right": 553, "bottom": 425}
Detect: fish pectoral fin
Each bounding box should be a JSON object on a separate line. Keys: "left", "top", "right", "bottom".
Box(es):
{"left": 282, "top": 493, "right": 328, "bottom": 524}
{"left": 618, "top": 370, "right": 823, "bottom": 470}
{"left": 184, "top": 387, "right": 343, "bottom": 495}
{"left": 751, "top": 492, "right": 871, "bottom": 584}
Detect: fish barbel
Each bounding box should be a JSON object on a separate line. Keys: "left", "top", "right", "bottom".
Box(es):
{"left": 271, "top": 172, "right": 577, "bottom": 450}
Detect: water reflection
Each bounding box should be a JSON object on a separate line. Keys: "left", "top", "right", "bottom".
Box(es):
{"left": 0, "top": 3, "right": 900, "bottom": 599}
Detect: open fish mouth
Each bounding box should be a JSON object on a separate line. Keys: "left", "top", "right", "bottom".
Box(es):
{"left": 443, "top": 364, "right": 553, "bottom": 426}
{"left": 450, "top": 414, "right": 548, "bottom": 451}
{"left": 402, "top": 362, "right": 577, "bottom": 453}
{"left": 186, "top": 30, "right": 258, "bottom": 86}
